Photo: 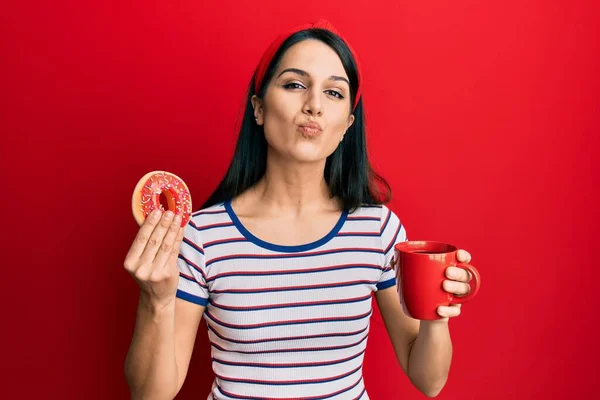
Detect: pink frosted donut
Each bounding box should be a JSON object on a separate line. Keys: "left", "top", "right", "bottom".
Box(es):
{"left": 131, "top": 171, "right": 192, "bottom": 228}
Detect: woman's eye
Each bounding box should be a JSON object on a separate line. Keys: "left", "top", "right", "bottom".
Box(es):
{"left": 326, "top": 90, "right": 345, "bottom": 99}
{"left": 283, "top": 83, "right": 305, "bottom": 90}
{"left": 283, "top": 83, "right": 344, "bottom": 99}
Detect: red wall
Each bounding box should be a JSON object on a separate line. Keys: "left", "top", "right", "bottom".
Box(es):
{"left": 2, "top": 1, "right": 598, "bottom": 398}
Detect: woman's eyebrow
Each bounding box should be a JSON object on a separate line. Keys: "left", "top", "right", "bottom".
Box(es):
{"left": 277, "top": 68, "right": 350, "bottom": 86}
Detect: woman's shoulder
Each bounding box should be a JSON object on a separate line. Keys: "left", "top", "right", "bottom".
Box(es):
{"left": 349, "top": 203, "right": 403, "bottom": 231}
{"left": 188, "top": 202, "right": 229, "bottom": 226}
{"left": 350, "top": 203, "right": 396, "bottom": 219}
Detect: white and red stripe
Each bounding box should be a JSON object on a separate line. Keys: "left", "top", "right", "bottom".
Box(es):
{"left": 176, "top": 202, "right": 407, "bottom": 399}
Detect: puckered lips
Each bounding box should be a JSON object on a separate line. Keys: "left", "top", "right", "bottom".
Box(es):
{"left": 298, "top": 120, "right": 323, "bottom": 137}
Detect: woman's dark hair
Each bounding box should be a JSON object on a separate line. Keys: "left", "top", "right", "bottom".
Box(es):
{"left": 201, "top": 28, "right": 391, "bottom": 212}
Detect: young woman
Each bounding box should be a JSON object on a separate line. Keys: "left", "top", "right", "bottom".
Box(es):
{"left": 124, "top": 20, "right": 474, "bottom": 400}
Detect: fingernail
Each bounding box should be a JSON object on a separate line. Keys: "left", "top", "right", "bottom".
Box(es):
{"left": 174, "top": 214, "right": 182, "bottom": 223}
{"left": 150, "top": 209, "right": 161, "bottom": 220}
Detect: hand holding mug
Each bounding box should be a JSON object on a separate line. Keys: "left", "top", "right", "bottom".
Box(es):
{"left": 394, "top": 241, "right": 481, "bottom": 321}
{"left": 438, "top": 249, "right": 476, "bottom": 321}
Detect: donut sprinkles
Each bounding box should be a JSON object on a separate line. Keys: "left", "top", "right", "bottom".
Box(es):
{"left": 132, "top": 171, "right": 192, "bottom": 227}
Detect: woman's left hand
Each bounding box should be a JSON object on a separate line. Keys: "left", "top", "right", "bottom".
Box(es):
{"left": 437, "top": 249, "right": 473, "bottom": 321}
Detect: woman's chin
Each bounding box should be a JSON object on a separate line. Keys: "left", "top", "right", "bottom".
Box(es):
{"left": 269, "top": 141, "right": 337, "bottom": 164}
{"left": 286, "top": 148, "right": 333, "bottom": 164}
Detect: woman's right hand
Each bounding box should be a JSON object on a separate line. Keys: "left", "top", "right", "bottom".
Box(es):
{"left": 124, "top": 209, "right": 186, "bottom": 308}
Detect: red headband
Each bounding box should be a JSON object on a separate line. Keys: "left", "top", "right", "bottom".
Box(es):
{"left": 253, "top": 19, "right": 362, "bottom": 112}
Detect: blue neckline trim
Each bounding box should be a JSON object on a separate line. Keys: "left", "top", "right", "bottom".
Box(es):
{"left": 224, "top": 200, "right": 348, "bottom": 253}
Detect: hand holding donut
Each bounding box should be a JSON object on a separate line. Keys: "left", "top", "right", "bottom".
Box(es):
{"left": 124, "top": 210, "right": 185, "bottom": 306}
{"left": 124, "top": 171, "right": 193, "bottom": 307}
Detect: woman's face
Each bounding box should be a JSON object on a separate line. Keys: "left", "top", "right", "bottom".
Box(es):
{"left": 252, "top": 39, "right": 355, "bottom": 164}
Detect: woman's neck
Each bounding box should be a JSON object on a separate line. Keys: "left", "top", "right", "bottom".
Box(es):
{"left": 236, "top": 156, "right": 341, "bottom": 217}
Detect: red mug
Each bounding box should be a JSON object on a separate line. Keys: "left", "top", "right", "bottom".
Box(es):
{"left": 393, "top": 241, "right": 481, "bottom": 320}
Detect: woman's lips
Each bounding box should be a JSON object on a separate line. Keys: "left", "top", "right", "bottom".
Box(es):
{"left": 298, "top": 121, "right": 323, "bottom": 137}
{"left": 299, "top": 125, "right": 322, "bottom": 137}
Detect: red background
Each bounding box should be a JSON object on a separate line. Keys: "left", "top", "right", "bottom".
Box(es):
{"left": 2, "top": 1, "right": 599, "bottom": 399}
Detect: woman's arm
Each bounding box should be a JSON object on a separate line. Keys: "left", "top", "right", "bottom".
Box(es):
{"left": 125, "top": 297, "right": 205, "bottom": 400}
{"left": 375, "top": 286, "right": 452, "bottom": 398}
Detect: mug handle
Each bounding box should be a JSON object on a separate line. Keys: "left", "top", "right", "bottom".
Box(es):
{"left": 450, "top": 263, "right": 481, "bottom": 304}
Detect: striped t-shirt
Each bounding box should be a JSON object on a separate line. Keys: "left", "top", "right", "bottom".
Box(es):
{"left": 176, "top": 201, "right": 407, "bottom": 400}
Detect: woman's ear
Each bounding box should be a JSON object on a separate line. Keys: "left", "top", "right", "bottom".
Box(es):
{"left": 251, "top": 95, "right": 264, "bottom": 125}
{"left": 347, "top": 114, "right": 355, "bottom": 130}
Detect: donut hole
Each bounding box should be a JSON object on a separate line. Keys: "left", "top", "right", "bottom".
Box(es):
{"left": 159, "top": 192, "right": 170, "bottom": 211}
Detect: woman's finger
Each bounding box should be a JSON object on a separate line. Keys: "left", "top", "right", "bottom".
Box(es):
{"left": 437, "top": 304, "right": 462, "bottom": 319}
{"left": 123, "top": 209, "right": 163, "bottom": 273}
{"left": 153, "top": 214, "right": 182, "bottom": 271}
{"left": 456, "top": 249, "right": 471, "bottom": 263}
{"left": 168, "top": 226, "right": 186, "bottom": 268}
{"left": 442, "top": 279, "right": 471, "bottom": 296}
{"left": 165, "top": 226, "right": 186, "bottom": 278}
{"left": 445, "top": 266, "right": 471, "bottom": 282}
{"left": 140, "top": 211, "right": 175, "bottom": 265}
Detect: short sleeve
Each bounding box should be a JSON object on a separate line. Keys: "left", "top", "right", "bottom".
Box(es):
{"left": 175, "top": 223, "right": 209, "bottom": 306}
{"left": 376, "top": 205, "right": 408, "bottom": 291}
